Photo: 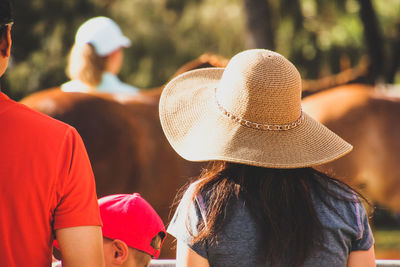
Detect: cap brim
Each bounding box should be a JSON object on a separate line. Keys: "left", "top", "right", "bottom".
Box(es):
{"left": 120, "top": 36, "right": 131, "bottom": 48}
{"left": 159, "top": 68, "right": 353, "bottom": 168}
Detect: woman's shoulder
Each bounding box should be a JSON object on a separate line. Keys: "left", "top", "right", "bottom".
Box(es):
{"left": 99, "top": 73, "right": 139, "bottom": 94}
{"left": 181, "top": 179, "right": 206, "bottom": 198}
{"left": 311, "top": 179, "right": 369, "bottom": 232}
{"left": 313, "top": 182, "right": 374, "bottom": 255}
{"left": 313, "top": 176, "right": 359, "bottom": 202}
{"left": 167, "top": 180, "right": 206, "bottom": 242}
{"left": 61, "top": 80, "right": 90, "bottom": 92}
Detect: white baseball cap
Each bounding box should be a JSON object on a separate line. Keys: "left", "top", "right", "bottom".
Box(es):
{"left": 75, "top": 16, "right": 131, "bottom": 56}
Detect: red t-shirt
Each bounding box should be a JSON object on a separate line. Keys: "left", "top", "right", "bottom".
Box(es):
{"left": 0, "top": 92, "right": 102, "bottom": 266}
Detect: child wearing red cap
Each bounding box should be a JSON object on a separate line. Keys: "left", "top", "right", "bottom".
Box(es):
{"left": 99, "top": 193, "right": 166, "bottom": 267}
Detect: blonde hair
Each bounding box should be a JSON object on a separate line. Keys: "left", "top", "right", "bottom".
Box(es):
{"left": 66, "top": 43, "right": 107, "bottom": 87}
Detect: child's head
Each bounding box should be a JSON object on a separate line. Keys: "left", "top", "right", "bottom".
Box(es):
{"left": 99, "top": 193, "right": 166, "bottom": 267}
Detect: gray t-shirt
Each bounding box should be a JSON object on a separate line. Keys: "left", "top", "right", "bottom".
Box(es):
{"left": 167, "top": 181, "right": 374, "bottom": 267}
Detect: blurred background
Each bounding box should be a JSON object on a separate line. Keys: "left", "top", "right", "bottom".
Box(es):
{"left": 1, "top": 0, "right": 399, "bottom": 100}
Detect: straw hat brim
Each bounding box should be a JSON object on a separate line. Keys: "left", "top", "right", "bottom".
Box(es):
{"left": 159, "top": 68, "right": 353, "bottom": 168}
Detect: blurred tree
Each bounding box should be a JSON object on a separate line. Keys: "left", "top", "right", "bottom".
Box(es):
{"left": 243, "top": 0, "right": 399, "bottom": 87}
{"left": 1, "top": 0, "right": 399, "bottom": 100}
{"left": 357, "top": 0, "right": 383, "bottom": 82}
{"left": 387, "top": 22, "right": 400, "bottom": 83}
{"left": 243, "top": 0, "right": 275, "bottom": 50}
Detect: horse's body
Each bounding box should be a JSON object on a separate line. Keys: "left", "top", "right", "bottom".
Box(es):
{"left": 303, "top": 84, "right": 400, "bottom": 212}
{"left": 20, "top": 54, "right": 228, "bottom": 258}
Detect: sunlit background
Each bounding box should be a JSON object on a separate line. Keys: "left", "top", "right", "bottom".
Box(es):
{"left": 2, "top": 0, "right": 399, "bottom": 100}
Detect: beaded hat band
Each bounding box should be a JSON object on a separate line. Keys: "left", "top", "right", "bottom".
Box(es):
{"left": 215, "top": 89, "right": 305, "bottom": 131}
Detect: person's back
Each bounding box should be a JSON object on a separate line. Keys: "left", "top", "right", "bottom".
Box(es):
{"left": 0, "top": 2, "right": 104, "bottom": 265}
{"left": 168, "top": 167, "right": 373, "bottom": 267}
{"left": 0, "top": 95, "right": 99, "bottom": 266}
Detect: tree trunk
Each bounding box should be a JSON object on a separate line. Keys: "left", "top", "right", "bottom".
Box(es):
{"left": 357, "top": 0, "right": 384, "bottom": 82}
{"left": 243, "top": 0, "right": 275, "bottom": 50}
{"left": 386, "top": 23, "right": 400, "bottom": 83}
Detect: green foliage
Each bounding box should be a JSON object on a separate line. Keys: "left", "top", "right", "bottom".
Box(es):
{"left": 3, "top": 0, "right": 246, "bottom": 99}
{"left": 375, "top": 229, "right": 400, "bottom": 250}
{"left": 277, "top": 0, "right": 366, "bottom": 78}
{"left": 108, "top": 0, "right": 245, "bottom": 88}
{"left": 2, "top": 0, "right": 399, "bottom": 100}
{"left": 3, "top": 0, "right": 106, "bottom": 99}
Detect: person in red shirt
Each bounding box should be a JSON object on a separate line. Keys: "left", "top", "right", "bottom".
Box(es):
{"left": 0, "top": 1, "right": 104, "bottom": 266}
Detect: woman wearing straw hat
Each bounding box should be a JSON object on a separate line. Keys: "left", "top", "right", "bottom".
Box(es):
{"left": 159, "top": 49, "right": 375, "bottom": 266}
{"left": 61, "top": 16, "right": 139, "bottom": 94}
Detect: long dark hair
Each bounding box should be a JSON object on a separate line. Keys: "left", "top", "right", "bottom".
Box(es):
{"left": 180, "top": 161, "right": 370, "bottom": 266}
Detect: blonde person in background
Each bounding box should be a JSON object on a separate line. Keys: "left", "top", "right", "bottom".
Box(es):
{"left": 61, "top": 16, "right": 139, "bottom": 94}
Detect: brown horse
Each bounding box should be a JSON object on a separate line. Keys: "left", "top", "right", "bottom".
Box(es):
{"left": 20, "top": 54, "right": 228, "bottom": 258}
{"left": 303, "top": 84, "right": 400, "bottom": 212}
{"left": 21, "top": 88, "right": 204, "bottom": 258}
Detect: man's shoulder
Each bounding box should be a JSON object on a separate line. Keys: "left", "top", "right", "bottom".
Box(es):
{"left": 4, "top": 96, "right": 72, "bottom": 134}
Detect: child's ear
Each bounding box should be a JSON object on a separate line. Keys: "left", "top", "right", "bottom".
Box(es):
{"left": 111, "top": 239, "right": 129, "bottom": 265}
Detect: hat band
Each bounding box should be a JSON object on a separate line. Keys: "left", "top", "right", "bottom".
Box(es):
{"left": 215, "top": 89, "right": 305, "bottom": 131}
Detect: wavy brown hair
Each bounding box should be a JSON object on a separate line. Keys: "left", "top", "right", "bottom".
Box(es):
{"left": 66, "top": 43, "right": 107, "bottom": 87}
{"left": 179, "top": 161, "right": 370, "bottom": 267}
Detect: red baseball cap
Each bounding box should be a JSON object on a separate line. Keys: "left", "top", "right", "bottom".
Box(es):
{"left": 98, "top": 193, "right": 166, "bottom": 258}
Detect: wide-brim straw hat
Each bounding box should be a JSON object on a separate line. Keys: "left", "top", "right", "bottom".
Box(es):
{"left": 159, "top": 49, "right": 352, "bottom": 168}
